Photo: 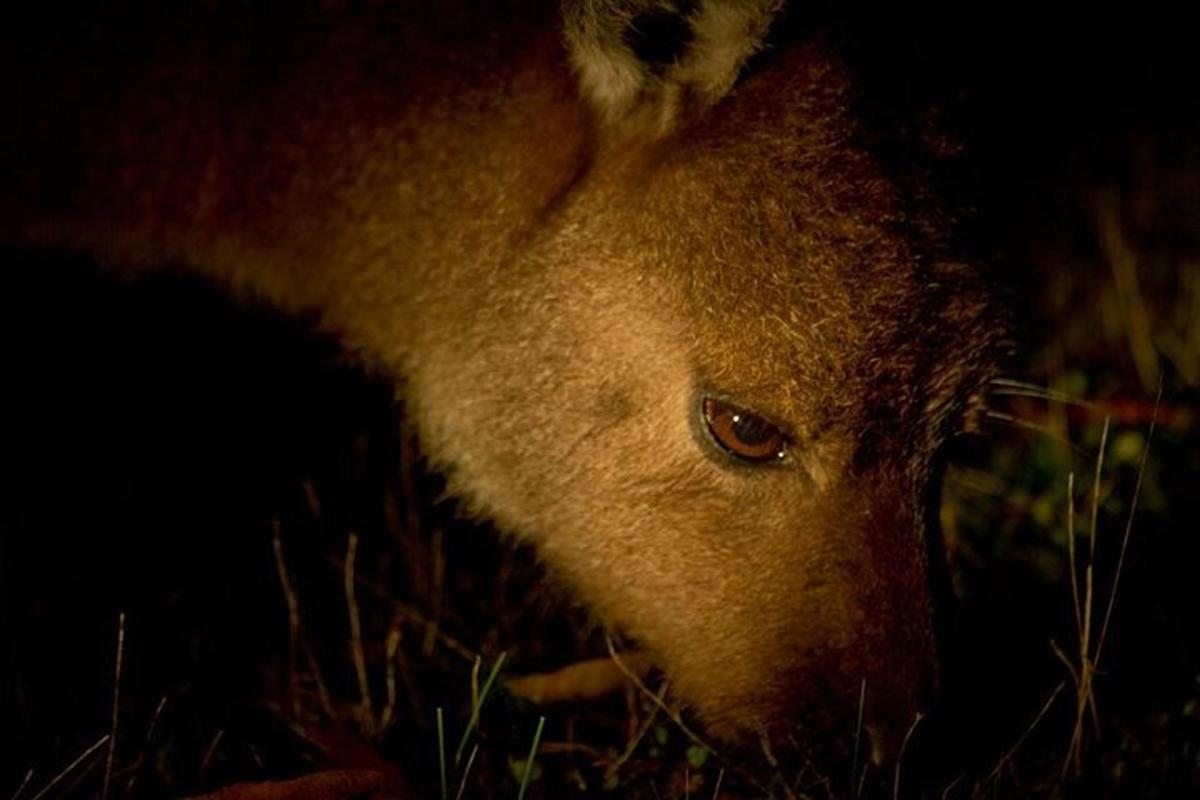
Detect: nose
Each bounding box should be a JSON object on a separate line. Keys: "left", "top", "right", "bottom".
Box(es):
{"left": 849, "top": 482, "right": 945, "bottom": 766}
{"left": 748, "top": 586, "right": 940, "bottom": 771}
{"left": 864, "top": 682, "right": 934, "bottom": 768}
{"left": 853, "top": 551, "right": 942, "bottom": 766}
{"left": 860, "top": 604, "right": 941, "bottom": 767}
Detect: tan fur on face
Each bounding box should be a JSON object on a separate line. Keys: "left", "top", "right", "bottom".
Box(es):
{"left": 1, "top": 1, "right": 1003, "bottom": 759}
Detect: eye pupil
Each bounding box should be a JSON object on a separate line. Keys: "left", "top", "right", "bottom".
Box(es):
{"left": 731, "top": 412, "right": 775, "bottom": 446}
{"left": 701, "top": 398, "right": 787, "bottom": 463}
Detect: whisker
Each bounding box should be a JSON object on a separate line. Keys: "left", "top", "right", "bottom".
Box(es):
{"left": 982, "top": 410, "right": 1092, "bottom": 458}
{"left": 989, "top": 377, "right": 1095, "bottom": 408}
{"left": 989, "top": 376, "right": 1052, "bottom": 391}
{"left": 989, "top": 387, "right": 1097, "bottom": 408}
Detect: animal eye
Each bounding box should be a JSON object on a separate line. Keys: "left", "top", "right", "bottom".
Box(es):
{"left": 701, "top": 398, "right": 788, "bottom": 463}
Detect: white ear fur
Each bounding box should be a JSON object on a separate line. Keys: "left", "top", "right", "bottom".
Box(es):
{"left": 564, "top": 0, "right": 783, "bottom": 134}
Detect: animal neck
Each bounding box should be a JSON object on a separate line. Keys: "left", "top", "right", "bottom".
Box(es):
{"left": 3, "top": 3, "right": 592, "bottom": 378}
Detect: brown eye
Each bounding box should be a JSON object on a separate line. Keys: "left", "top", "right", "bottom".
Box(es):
{"left": 701, "top": 398, "right": 788, "bottom": 463}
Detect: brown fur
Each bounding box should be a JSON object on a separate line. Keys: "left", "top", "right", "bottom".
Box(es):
{"left": 1, "top": 1, "right": 1003, "bottom": 759}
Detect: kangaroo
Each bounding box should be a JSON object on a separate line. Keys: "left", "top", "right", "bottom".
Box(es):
{"left": 1, "top": 0, "right": 1003, "bottom": 762}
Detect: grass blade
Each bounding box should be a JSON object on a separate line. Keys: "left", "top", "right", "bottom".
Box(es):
{"left": 455, "top": 652, "right": 507, "bottom": 765}
{"left": 516, "top": 716, "right": 546, "bottom": 800}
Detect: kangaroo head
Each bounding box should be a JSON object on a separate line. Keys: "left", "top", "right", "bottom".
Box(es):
{"left": 2, "top": 0, "right": 1005, "bottom": 765}
{"left": 408, "top": 1, "right": 1004, "bottom": 760}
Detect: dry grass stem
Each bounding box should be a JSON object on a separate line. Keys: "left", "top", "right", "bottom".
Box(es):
{"left": 1095, "top": 388, "right": 1162, "bottom": 664}
{"left": 29, "top": 735, "right": 110, "bottom": 800}
{"left": 125, "top": 695, "right": 170, "bottom": 796}
{"left": 197, "top": 729, "right": 225, "bottom": 784}
{"left": 102, "top": 612, "right": 125, "bottom": 800}
{"left": 453, "top": 744, "right": 479, "bottom": 800}
{"left": 756, "top": 728, "right": 799, "bottom": 800}
{"left": 10, "top": 769, "right": 34, "bottom": 800}
{"left": 344, "top": 532, "right": 374, "bottom": 732}
{"left": 607, "top": 683, "right": 669, "bottom": 779}
{"left": 604, "top": 635, "right": 719, "bottom": 761}
{"left": 711, "top": 767, "right": 724, "bottom": 800}
{"left": 985, "top": 681, "right": 1066, "bottom": 785}
{"left": 891, "top": 713, "right": 924, "bottom": 800}
{"left": 380, "top": 620, "right": 404, "bottom": 731}
{"left": 271, "top": 520, "right": 303, "bottom": 718}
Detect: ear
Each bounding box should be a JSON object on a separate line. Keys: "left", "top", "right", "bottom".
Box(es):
{"left": 563, "top": 0, "right": 784, "bottom": 135}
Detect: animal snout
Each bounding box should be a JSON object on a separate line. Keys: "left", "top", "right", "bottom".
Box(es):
{"left": 688, "top": 574, "right": 940, "bottom": 769}
{"left": 854, "top": 563, "right": 943, "bottom": 767}
{"left": 860, "top": 641, "right": 939, "bottom": 767}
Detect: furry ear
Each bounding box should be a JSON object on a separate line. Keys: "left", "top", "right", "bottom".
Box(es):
{"left": 563, "top": 0, "right": 783, "bottom": 134}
